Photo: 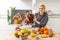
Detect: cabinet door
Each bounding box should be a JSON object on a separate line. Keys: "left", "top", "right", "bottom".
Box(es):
{"left": 46, "top": 18, "right": 60, "bottom": 33}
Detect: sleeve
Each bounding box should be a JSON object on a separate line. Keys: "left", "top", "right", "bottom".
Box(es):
{"left": 40, "top": 15, "right": 48, "bottom": 26}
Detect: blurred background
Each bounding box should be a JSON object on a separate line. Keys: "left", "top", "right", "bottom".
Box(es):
{"left": 0, "top": 0, "right": 60, "bottom": 40}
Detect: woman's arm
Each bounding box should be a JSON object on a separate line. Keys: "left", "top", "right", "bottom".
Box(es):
{"left": 34, "top": 15, "right": 48, "bottom": 26}
{"left": 34, "top": 18, "right": 40, "bottom": 25}
{"left": 40, "top": 16, "right": 48, "bottom": 26}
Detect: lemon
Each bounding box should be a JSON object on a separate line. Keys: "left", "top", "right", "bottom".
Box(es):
{"left": 31, "top": 33, "right": 36, "bottom": 37}
{"left": 21, "top": 30, "right": 26, "bottom": 33}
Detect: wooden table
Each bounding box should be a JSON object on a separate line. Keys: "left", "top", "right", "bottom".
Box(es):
{"left": 7, "top": 28, "right": 60, "bottom": 40}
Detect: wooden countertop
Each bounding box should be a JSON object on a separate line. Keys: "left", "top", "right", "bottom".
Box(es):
{"left": 6, "top": 28, "right": 60, "bottom": 40}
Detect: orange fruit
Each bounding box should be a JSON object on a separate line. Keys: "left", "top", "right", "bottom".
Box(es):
{"left": 44, "top": 27, "right": 48, "bottom": 30}
{"left": 44, "top": 30, "right": 48, "bottom": 35}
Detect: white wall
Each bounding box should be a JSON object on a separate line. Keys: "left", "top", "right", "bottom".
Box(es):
{"left": 0, "top": 0, "right": 32, "bottom": 17}
{"left": 0, "top": 0, "right": 60, "bottom": 33}
{"left": 34, "top": 0, "right": 60, "bottom": 14}
{"left": 46, "top": 17, "right": 60, "bottom": 33}
{"left": 0, "top": 0, "right": 32, "bottom": 25}
{"left": 32, "top": 0, "right": 60, "bottom": 33}
{"left": 0, "top": 0, "right": 32, "bottom": 30}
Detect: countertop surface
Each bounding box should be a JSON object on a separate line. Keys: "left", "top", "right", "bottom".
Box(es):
{"left": 6, "top": 28, "right": 60, "bottom": 40}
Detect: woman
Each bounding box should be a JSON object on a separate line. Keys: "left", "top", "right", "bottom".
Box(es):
{"left": 33, "top": 4, "right": 48, "bottom": 28}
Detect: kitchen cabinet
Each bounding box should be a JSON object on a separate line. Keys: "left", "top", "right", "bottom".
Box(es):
{"left": 46, "top": 15, "right": 60, "bottom": 33}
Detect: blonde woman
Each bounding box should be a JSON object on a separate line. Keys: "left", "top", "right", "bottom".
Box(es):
{"left": 33, "top": 4, "right": 48, "bottom": 28}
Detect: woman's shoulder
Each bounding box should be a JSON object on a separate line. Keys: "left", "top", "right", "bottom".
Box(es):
{"left": 44, "top": 12, "right": 48, "bottom": 15}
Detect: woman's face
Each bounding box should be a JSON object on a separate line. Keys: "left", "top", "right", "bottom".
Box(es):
{"left": 39, "top": 6, "right": 45, "bottom": 13}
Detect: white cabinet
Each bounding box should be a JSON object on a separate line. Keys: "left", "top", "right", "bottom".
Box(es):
{"left": 46, "top": 16, "right": 60, "bottom": 33}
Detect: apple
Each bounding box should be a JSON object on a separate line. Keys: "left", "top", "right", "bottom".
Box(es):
{"left": 14, "top": 31, "right": 18, "bottom": 35}
{"left": 39, "top": 27, "right": 44, "bottom": 34}
{"left": 21, "top": 28, "right": 26, "bottom": 30}
{"left": 18, "top": 28, "right": 31, "bottom": 37}
{"left": 18, "top": 30, "right": 29, "bottom": 37}
{"left": 39, "top": 27, "right": 48, "bottom": 34}
{"left": 26, "top": 30, "right": 31, "bottom": 34}
{"left": 15, "top": 27, "right": 20, "bottom": 31}
{"left": 21, "top": 30, "right": 26, "bottom": 33}
{"left": 14, "top": 31, "right": 20, "bottom": 38}
{"left": 40, "top": 29, "right": 44, "bottom": 33}
{"left": 24, "top": 33, "right": 28, "bottom": 36}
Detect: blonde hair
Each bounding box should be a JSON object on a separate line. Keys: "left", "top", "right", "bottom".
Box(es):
{"left": 40, "top": 4, "right": 46, "bottom": 9}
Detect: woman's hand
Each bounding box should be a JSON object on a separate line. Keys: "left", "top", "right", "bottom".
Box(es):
{"left": 34, "top": 17, "right": 40, "bottom": 25}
